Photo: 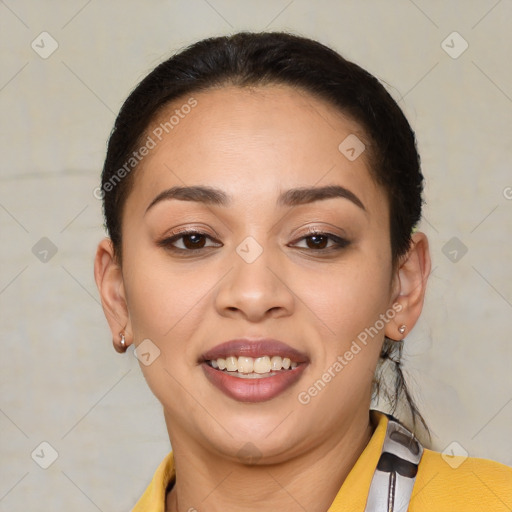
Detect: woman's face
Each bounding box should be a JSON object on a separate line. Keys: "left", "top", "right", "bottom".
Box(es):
{"left": 116, "top": 85, "right": 402, "bottom": 461}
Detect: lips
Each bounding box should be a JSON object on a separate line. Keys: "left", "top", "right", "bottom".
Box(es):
{"left": 200, "top": 338, "right": 309, "bottom": 403}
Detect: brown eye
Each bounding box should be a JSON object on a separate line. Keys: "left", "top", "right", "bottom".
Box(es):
{"left": 291, "top": 231, "right": 350, "bottom": 252}
{"left": 182, "top": 233, "right": 207, "bottom": 249}
{"left": 158, "top": 230, "right": 222, "bottom": 253}
{"left": 305, "top": 234, "right": 329, "bottom": 249}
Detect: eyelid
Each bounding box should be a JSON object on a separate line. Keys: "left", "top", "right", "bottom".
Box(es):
{"left": 290, "top": 225, "right": 348, "bottom": 241}
{"left": 159, "top": 223, "right": 220, "bottom": 241}
{"left": 165, "top": 223, "right": 220, "bottom": 237}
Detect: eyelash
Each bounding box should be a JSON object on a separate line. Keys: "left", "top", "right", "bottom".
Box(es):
{"left": 157, "top": 228, "right": 350, "bottom": 255}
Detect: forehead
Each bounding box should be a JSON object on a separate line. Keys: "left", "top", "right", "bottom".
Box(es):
{"left": 130, "top": 84, "right": 385, "bottom": 215}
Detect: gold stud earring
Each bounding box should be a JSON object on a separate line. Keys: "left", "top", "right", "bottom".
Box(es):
{"left": 120, "top": 332, "right": 126, "bottom": 349}
{"left": 398, "top": 325, "right": 406, "bottom": 335}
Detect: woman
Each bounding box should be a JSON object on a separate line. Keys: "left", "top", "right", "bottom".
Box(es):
{"left": 94, "top": 32, "right": 511, "bottom": 512}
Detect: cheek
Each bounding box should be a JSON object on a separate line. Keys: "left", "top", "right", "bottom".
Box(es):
{"left": 124, "top": 264, "right": 180, "bottom": 338}
{"left": 292, "top": 253, "right": 392, "bottom": 419}
{"left": 122, "top": 243, "right": 231, "bottom": 382}
{"left": 121, "top": 254, "right": 212, "bottom": 408}
{"left": 124, "top": 255, "right": 211, "bottom": 341}
{"left": 301, "top": 250, "right": 393, "bottom": 345}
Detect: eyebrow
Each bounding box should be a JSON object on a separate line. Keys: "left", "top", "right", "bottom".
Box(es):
{"left": 145, "top": 184, "right": 366, "bottom": 214}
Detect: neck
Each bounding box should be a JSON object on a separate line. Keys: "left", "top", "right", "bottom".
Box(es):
{"left": 165, "top": 409, "right": 375, "bottom": 512}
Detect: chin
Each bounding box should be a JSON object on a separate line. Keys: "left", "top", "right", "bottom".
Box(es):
{"left": 200, "top": 410, "right": 310, "bottom": 463}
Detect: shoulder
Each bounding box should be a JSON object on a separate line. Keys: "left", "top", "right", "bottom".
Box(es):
{"left": 132, "top": 451, "right": 175, "bottom": 512}
{"left": 410, "top": 448, "right": 512, "bottom": 511}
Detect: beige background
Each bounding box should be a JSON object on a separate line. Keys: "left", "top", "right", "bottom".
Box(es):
{"left": 1, "top": 0, "right": 511, "bottom": 510}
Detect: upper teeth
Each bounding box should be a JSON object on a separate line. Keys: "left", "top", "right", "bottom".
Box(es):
{"left": 210, "top": 356, "right": 298, "bottom": 374}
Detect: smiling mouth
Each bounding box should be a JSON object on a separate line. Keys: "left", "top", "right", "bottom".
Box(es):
{"left": 200, "top": 338, "right": 308, "bottom": 402}
{"left": 206, "top": 355, "right": 299, "bottom": 379}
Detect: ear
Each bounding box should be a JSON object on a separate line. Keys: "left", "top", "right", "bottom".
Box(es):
{"left": 94, "top": 238, "right": 132, "bottom": 353}
{"left": 385, "top": 232, "right": 431, "bottom": 341}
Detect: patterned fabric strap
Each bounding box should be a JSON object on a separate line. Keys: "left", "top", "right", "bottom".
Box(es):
{"left": 364, "top": 415, "right": 424, "bottom": 512}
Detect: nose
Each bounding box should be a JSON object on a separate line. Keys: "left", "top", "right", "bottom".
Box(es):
{"left": 214, "top": 241, "right": 295, "bottom": 323}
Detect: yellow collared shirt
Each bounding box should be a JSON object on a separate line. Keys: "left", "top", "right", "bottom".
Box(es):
{"left": 132, "top": 410, "right": 512, "bottom": 511}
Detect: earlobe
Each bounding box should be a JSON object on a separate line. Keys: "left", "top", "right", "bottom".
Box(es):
{"left": 385, "top": 232, "right": 431, "bottom": 341}
{"left": 94, "top": 238, "right": 132, "bottom": 352}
